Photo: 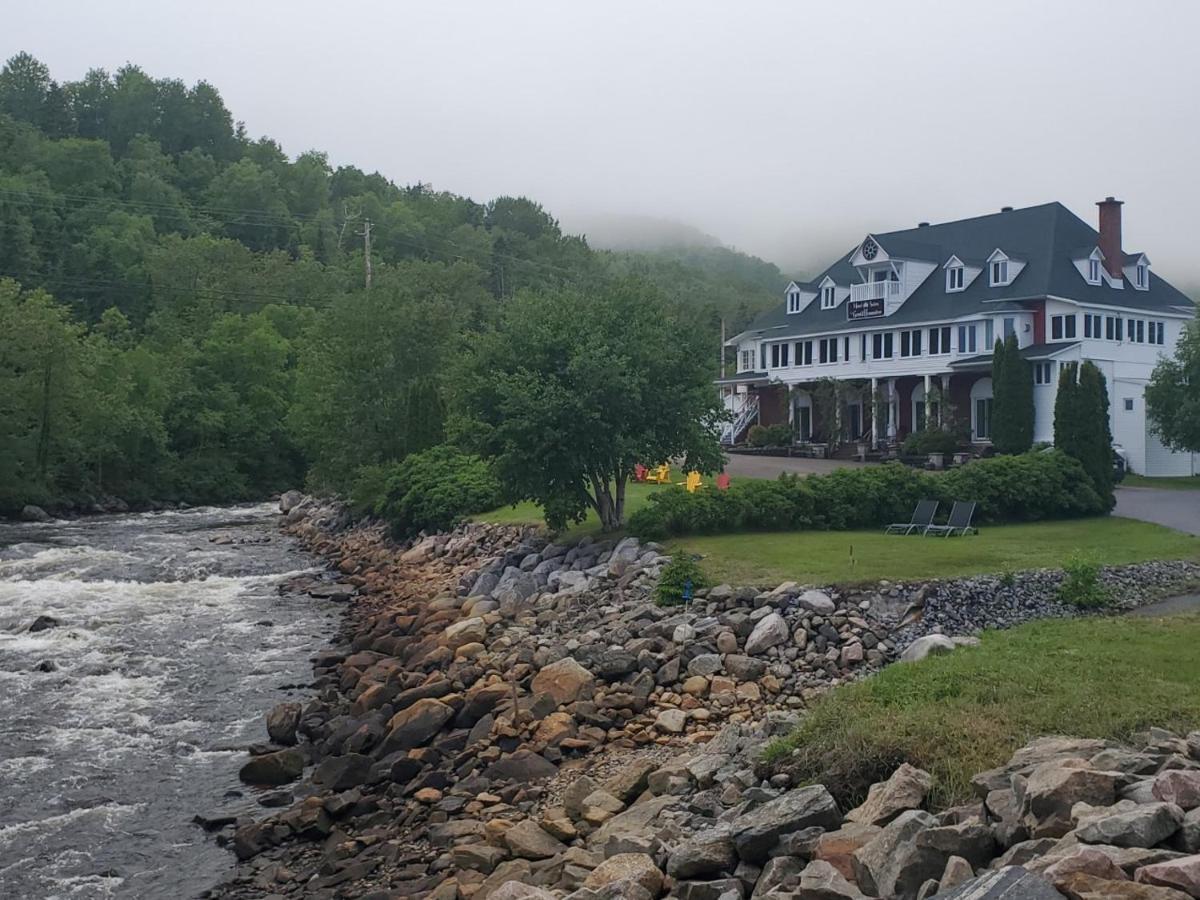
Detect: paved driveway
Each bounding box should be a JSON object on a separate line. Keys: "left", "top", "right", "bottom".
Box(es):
{"left": 1114, "top": 487, "right": 1200, "bottom": 536}
{"left": 722, "top": 453, "right": 866, "bottom": 479}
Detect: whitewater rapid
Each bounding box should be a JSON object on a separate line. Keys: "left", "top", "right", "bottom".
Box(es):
{"left": 0, "top": 504, "right": 336, "bottom": 899}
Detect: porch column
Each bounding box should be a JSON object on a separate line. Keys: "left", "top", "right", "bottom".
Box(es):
{"left": 923, "top": 373, "right": 932, "bottom": 430}
{"left": 888, "top": 378, "right": 898, "bottom": 439}
{"left": 870, "top": 376, "right": 879, "bottom": 447}
{"left": 940, "top": 374, "right": 950, "bottom": 425}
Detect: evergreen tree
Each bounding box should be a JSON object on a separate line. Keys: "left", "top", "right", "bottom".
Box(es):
{"left": 1054, "top": 361, "right": 1081, "bottom": 459}
{"left": 991, "top": 334, "right": 1033, "bottom": 454}
{"left": 1078, "top": 361, "right": 1115, "bottom": 507}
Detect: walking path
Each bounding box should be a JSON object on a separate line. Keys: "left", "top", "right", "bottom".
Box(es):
{"left": 722, "top": 453, "right": 864, "bottom": 479}
{"left": 1114, "top": 486, "right": 1200, "bottom": 536}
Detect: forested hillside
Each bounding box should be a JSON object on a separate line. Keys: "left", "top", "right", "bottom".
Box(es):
{"left": 0, "top": 52, "right": 780, "bottom": 513}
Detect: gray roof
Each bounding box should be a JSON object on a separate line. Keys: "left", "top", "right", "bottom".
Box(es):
{"left": 950, "top": 341, "right": 1080, "bottom": 369}
{"left": 743, "top": 203, "right": 1195, "bottom": 342}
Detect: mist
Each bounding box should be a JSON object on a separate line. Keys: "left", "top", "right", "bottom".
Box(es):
{"left": 7, "top": 0, "right": 1200, "bottom": 288}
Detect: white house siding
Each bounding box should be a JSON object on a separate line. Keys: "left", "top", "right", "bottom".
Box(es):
{"left": 1145, "top": 428, "right": 1198, "bottom": 477}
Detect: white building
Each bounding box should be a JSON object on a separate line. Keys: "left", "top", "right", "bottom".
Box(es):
{"left": 719, "top": 198, "right": 1197, "bottom": 476}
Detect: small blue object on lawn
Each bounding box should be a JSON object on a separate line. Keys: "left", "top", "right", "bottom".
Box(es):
{"left": 682, "top": 578, "right": 693, "bottom": 603}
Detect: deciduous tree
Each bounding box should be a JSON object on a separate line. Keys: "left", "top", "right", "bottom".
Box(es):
{"left": 1146, "top": 311, "right": 1200, "bottom": 453}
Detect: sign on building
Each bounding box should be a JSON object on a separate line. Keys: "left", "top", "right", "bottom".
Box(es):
{"left": 847, "top": 298, "right": 885, "bottom": 320}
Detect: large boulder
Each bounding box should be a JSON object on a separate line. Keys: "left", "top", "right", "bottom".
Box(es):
{"left": 733, "top": 784, "right": 843, "bottom": 863}
{"left": 312, "top": 752, "right": 372, "bottom": 791}
{"left": 798, "top": 858, "right": 868, "bottom": 899}
{"left": 1076, "top": 802, "right": 1184, "bottom": 849}
{"left": 265, "top": 701, "right": 302, "bottom": 745}
{"left": 1061, "top": 871, "right": 1194, "bottom": 898}
{"left": 1022, "top": 763, "right": 1124, "bottom": 837}
{"left": 745, "top": 613, "right": 789, "bottom": 655}
{"left": 443, "top": 617, "right": 488, "bottom": 649}
{"left": 1154, "top": 772, "right": 1200, "bottom": 812}
{"left": 379, "top": 698, "right": 455, "bottom": 753}
{"left": 846, "top": 763, "right": 933, "bottom": 826}
{"left": 900, "top": 634, "right": 957, "bottom": 663}
{"left": 531, "top": 657, "right": 594, "bottom": 705}
{"left": 797, "top": 589, "right": 836, "bottom": 614}
{"left": 583, "top": 853, "right": 663, "bottom": 895}
{"left": 484, "top": 749, "right": 558, "bottom": 782}
{"left": 666, "top": 829, "right": 737, "bottom": 879}
{"left": 851, "top": 809, "right": 938, "bottom": 898}
{"left": 813, "top": 823, "right": 883, "bottom": 882}
{"left": 938, "top": 866, "right": 1068, "bottom": 899}
{"left": 238, "top": 748, "right": 304, "bottom": 786}
{"left": 20, "top": 504, "right": 51, "bottom": 522}
{"left": 278, "top": 490, "right": 304, "bottom": 513}
{"left": 1134, "top": 855, "right": 1200, "bottom": 896}
{"left": 503, "top": 820, "right": 567, "bottom": 860}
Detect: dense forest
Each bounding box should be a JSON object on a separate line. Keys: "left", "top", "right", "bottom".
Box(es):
{"left": 0, "top": 52, "right": 783, "bottom": 513}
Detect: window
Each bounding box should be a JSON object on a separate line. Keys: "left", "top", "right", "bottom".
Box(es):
{"left": 990, "top": 259, "right": 1008, "bottom": 286}
{"left": 1124, "top": 397, "right": 1134, "bottom": 411}
{"left": 1083, "top": 313, "right": 1102, "bottom": 339}
{"left": 1034, "top": 362, "right": 1053, "bottom": 385}
{"left": 1088, "top": 258, "right": 1101, "bottom": 283}
{"left": 794, "top": 341, "right": 813, "bottom": 366}
{"left": 1003, "top": 317, "right": 1016, "bottom": 339}
{"left": 1154, "top": 322, "right": 1165, "bottom": 345}
{"left": 1065, "top": 315, "right": 1076, "bottom": 339}
{"left": 1105, "top": 316, "right": 1117, "bottom": 340}
{"left": 843, "top": 336, "right": 851, "bottom": 361}
{"left": 946, "top": 266, "right": 964, "bottom": 291}
{"left": 984, "top": 319, "right": 994, "bottom": 348}
{"left": 975, "top": 398, "right": 993, "bottom": 439}
{"left": 821, "top": 285, "right": 837, "bottom": 309}
{"left": 860, "top": 334, "right": 867, "bottom": 362}
{"left": 1127, "top": 319, "right": 1136, "bottom": 342}
{"left": 1050, "top": 315, "right": 1077, "bottom": 341}
{"left": 872, "top": 332, "right": 893, "bottom": 360}
{"left": 819, "top": 337, "right": 839, "bottom": 364}
{"left": 760, "top": 344, "right": 767, "bottom": 369}
{"left": 787, "top": 291, "right": 802, "bottom": 314}
{"left": 770, "top": 343, "right": 790, "bottom": 368}
{"left": 900, "top": 329, "right": 922, "bottom": 358}
{"left": 1136, "top": 264, "right": 1147, "bottom": 288}
{"left": 928, "top": 326, "right": 951, "bottom": 354}
{"left": 739, "top": 349, "right": 754, "bottom": 372}
{"left": 1136, "top": 320, "right": 1145, "bottom": 343}
{"left": 958, "top": 324, "right": 977, "bottom": 354}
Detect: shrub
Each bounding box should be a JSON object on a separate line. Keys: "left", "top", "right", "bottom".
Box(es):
{"left": 747, "top": 423, "right": 793, "bottom": 447}
{"left": 348, "top": 463, "right": 393, "bottom": 517}
{"left": 375, "top": 445, "right": 502, "bottom": 537}
{"left": 746, "top": 424, "right": 769, "bottom": 447}
{"left": 628, "top": 451, "right": 1110, "bottom": 539}
{"left": 1057, "top": 552, "right": 1110, "bottom": 608}
{"left": 655, "top": 554, "right": 709, "bottom": 607}
{"left": 902, "top": 428, "right": 960, "bottom": 456}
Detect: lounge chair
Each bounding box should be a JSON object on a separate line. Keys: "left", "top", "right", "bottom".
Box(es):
{"left": 924, "top": 501, "right": 978, "bottom": 537}
{"left": 884, "top": 499, "right": 939, "bottom": 535}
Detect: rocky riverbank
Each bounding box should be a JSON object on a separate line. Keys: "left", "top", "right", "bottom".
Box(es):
{"left": 205, "top": 497, "right": 1200, "bottom": 899}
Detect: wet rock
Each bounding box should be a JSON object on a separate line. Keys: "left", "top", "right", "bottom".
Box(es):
{"left": 238, "top": 748, "right": 304, "bottom": 786}
{"left": 20, "top": 504, "right": 51, "bottom": 522}
{"left": 28, "top": 615, "right": 62, "bottom": 633}
{"left": 265, "top": 702, "right": 302, "bottom": 745}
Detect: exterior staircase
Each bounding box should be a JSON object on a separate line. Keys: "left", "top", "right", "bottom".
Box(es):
{"left": 721, "top": 395, "right": 760, "bottom": 445}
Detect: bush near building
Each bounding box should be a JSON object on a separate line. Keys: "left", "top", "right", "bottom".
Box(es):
{"left": 628, "top": 450, "right": 1107, "bottom": 539}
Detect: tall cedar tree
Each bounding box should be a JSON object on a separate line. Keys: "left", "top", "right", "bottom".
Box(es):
{"left": 1145, "top": 310, "right": 1200, "bottom": 452}
{"left": 1054, "top": 360, "right": 1115, "bottom": 508}
{"left": 452, "top": 278, "right": 724, "bottom": 532}
{"left": 991, "top": 334, "right": 1034, "bottom": 454}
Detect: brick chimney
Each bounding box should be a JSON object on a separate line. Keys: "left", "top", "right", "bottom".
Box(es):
{"left": 1096, "top": 197, "right": 1124, "bottom": 277}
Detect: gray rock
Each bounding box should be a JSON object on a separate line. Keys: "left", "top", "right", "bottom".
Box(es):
{"left": 937, "top": 866, "right": 1063, "bottom": 898}
{"left": 733, "top": 785, "right": 843, "bottom": 863}
{"left": 900, "top": 634, "right": 957, "bottom": 662}
{"left": 504, "top": 819, "right": 568, "bottom": 860}
{"left": 1075, "top": 801, "right": 1184, "bottom": 848}
{"left": 238, "top": 748, "right": 304, "bottom": 786}
{"left": 847, "top": 763, "right": 933, "bottom": 826}
{"left": 851, "top": 809, "right": 937, "bottom": 898}
{"left": 796, "top": 590, "right": 836, "bottom": 614}
{"left": 20, "top": 504, "right": 51, "bottom": 522}
{"left": 265, "top": 701, "right": 302, "bottom": 745}
{"left": 666, "top": 829, "right": 737, "bottom": 879}
{"left": 794, "top": 858, "right": 867, "bottom": 898}
{"left": 1021, "top": 763, "right": 1122, "bottom": 838}
{"left": 311, "top": 752, "right": 372, "bottom": 791}
{"left": 724, "top": 655, "right": 768, "bottom": 681}
{"left": 745, "top": 613, "right": 789, "bottom": 656}
{"left": 688, "top": 654, "right": 724, "bottom": 677}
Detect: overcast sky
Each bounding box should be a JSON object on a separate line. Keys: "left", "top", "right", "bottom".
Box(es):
{"left": 8, "top": 1, "right": 1200, "bottom": 284}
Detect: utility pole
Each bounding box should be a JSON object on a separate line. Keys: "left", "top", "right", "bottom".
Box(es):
{"left": 720, "top": 318, "right": 726, "bottom": 377}
{"left": 357, "top": 219, "right": 373, "bottom": 289}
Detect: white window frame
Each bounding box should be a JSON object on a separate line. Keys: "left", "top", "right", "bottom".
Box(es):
{"left": 990, "top": 259, "right": 1009, "bottom": 286}
{"left": 946, "top": 266, "right": 965, "bottom": 292}
{"left": 787, "top": 291, "right": 802, "bottom": 314}
{"left": 1087, "top": 257, "right": 1101, "bottom": 284}
{"left": 1136, "top": 264, "right": 1147, "bottom": 288}
{"left": 739, "top": 349, "right": 754, "bottom": 372}
{"left": 821, "top": 285, "right": 836, "bottom": 310}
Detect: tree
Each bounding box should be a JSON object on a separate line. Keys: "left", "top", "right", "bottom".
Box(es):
{"left": 1146, "top": 311, "right": 1200, "bottom": 453}
{"left": 453, "top": 278, "right": 724, "bottom": 531}
{"left": 991, "top": 333, "right": 1033, "bottom": 454}
{"left": 1054, "top": 360, "right": 1114, "bottom": 508}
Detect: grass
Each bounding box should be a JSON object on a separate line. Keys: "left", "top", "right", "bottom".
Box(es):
{"left": 1122, "top": 474, "right": 1200, "bottom": 491}
{"left": 763, "top": 614, "right": 1200, "bottom": 809}
{"left": 474, "top": 481, "right": 671, "bottom": 540}
{"left": 673, "top": 517, "right": 1200, "bottom": 586}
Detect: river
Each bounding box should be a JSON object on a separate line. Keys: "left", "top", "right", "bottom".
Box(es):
{"left": 0, "top": 503, "right": 337, "bottom": 899}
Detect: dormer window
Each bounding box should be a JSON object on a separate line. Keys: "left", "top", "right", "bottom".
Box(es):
{"left": 990, "top": 259, "right": 1008, "bottom": 286}
{"left": 821, "top": 284, "right": 836, "bottom": 309}
{"left": 787, "top": 291, "right": 802, "bottom": 314}
{"left": 1088, "top": 258, "right": 1101, "bottom": 283}
{"left": 946, "top": 266, "right": 964, "bottom": 292}
{"left": 1135, "top": 263, "right": 1147, "bottom": 288}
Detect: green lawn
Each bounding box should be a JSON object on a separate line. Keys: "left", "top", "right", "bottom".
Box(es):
{"left": 674, "top": 517, "right": 1200, "bottom": 586}
{"left": 475, "top": 481, "right": 669, "bottom": 540}
{"left": 763, "top": 614, "right": 1200, "bottom": 809}
{"left": 1122, "top": 474, "right": 1200, "bottom": 491}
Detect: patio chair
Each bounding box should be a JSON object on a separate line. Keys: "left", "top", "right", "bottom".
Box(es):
{"left": 884, "top": 499, "right": 939, "bottom": 535}
{"left": 644, "top": 464, "right": 670, "bottom": 484}
{"left": 924, "top": 500, "right": 978, "bottom": 537}
{"left": 715, "top": 473, "right": 731, "bottom": 491}
{"left": 685, "top": 471, "right": 702, "bottom": 493}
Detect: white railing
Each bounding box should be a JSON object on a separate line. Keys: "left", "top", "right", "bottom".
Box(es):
{"left": 721, "top": 394, "right": 760, "bottom": 444}
{"left": 850, "top": 279, "right": 903, "bottom": 303}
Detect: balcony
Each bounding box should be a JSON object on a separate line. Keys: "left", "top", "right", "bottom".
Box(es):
{"left": 850, "top": 279, "right": 903, "bottom": 303}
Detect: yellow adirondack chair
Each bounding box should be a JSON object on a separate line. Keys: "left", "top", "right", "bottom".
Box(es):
{"left": 685, "top": 471, "right": 702, "bottom": 493}
{"left": 645, "top": 464, "right": 671, "bottom": 484}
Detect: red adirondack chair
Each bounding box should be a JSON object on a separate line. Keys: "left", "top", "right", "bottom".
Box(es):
{"left": 716, "top": 473, "right": 731, "bottom": 491}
